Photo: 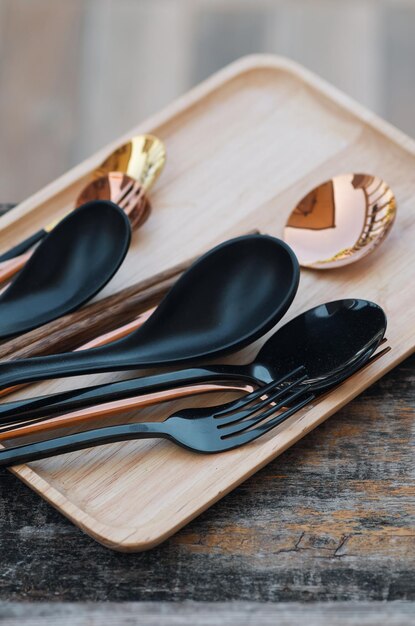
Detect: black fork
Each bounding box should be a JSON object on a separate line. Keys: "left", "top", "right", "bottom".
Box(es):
{"left": 0, "top": 367, "right": 313, "bottom": 465}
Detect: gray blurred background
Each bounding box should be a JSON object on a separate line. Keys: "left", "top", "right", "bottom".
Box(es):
{"left": 0, "top": 0, "right": 414, "bottom": 201}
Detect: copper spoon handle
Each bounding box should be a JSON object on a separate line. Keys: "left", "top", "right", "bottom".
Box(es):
{"left": 0, "top": 306, "right": 156, "bottom": 399}
{"left": 0, "top": 382, "right": 253, "bottom": 442}
{"left": 0, "top": 341, "right": 390, "bottom": 443}
{"left": 0, "top": 251, "right": 32, "bottom": 285}
{"left": 76, "top": 308, "right": 155, "bottom": 350}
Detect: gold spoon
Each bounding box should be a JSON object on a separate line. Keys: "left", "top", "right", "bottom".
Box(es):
{"left": 93, "top": 134, "right": 166, "bottom": 188}
{"left": 283, "top": 173, "right": 396, "bottom": 269}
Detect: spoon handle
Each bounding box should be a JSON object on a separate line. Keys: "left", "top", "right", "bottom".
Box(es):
{"left": 0, "top": 365, "right": 251, "bottom": 425}
{"left": 0, "top": 348, "right": 144, "bottom": 390}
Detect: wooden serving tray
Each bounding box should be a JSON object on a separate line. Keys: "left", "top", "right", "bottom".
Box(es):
{"left": 1, "top": 55, "right": 414, "bottom": 551}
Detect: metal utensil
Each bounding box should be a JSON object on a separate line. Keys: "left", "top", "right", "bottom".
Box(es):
{"left": 93, "top": 134, "right": 166, "bottom": 188}
{"left": 0, "top": 134, "right": 165, "bottom": 263}
{"left": 75, "top": 172, "right": 151, "bottom": 230}
{"left": 283, "top": 174, "right": 396, "bottom": 268}
{"left": 0, "top": 338, "right": 389, "bottom": 444}
{"left": 0, "top": 368, "right": 313, "bottom": 466}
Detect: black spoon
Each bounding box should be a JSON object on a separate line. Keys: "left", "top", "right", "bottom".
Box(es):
{"left": 0, "top": 235, "right": 299, "bottom": 389}
{"left": 0, "top": 201, "right": 131, "bottom": 339}
{"left": 0, "top": 299, "right": 386, "bottom": 427}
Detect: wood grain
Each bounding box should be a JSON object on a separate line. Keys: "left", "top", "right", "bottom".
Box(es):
{"left": 0, "top": 356, "right": 413, "bottom": 602}
{"left": 0, "top": 601, "right": 415, "bottom": 626}
{"left": 0, "top": 55, "right": 414, "bottom": 551}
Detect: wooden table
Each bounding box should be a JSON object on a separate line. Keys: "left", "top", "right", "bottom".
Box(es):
{"left": 0, "top": 205, "right": 414, "bottom": 623}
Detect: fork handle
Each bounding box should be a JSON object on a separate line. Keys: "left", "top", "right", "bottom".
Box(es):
{"left": 0, "top": 421, "right": 169, "bottom": 467}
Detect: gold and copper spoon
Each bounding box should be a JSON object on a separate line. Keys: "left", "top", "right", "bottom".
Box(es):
{"left": 0, "top": 135, "right": 166, "bottom": 281}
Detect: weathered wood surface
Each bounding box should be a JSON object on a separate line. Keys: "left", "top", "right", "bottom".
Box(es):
{"left": 0, "top": 355, "right": 413, "bottom": 602}
{"left": 0, "top": 601, "right": 414, "bottom": 626}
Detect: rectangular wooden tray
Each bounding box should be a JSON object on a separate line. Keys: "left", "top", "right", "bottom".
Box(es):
{"left": 1, "top": 55, "right": 414, "bottom": 551}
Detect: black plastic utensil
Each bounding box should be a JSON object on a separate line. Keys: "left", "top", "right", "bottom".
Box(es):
{"left": 0, "top": 235, "right": 299, "bottom": 389}
{"left": 0, "top": 201, "right": 131, "bottom": 339}
{"left": 0, "top": 368, "right": 314, "bottom": 465}
{"left": 0, "top": 299, "right": 386, "bottom": 425}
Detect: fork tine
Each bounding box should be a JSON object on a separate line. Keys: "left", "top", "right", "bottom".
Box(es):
{"left": 221, "top": 384, "right": 312, "bottom": 435}
{"left": 113, "top": 179, "right": 135, "bottom": 204}
{"left": 226, "top": 392, "right": 314, "bottom": 449}
{"left": 118, "top": 180, "right": 143, "bottom": 209}
{"left": 215, "top": 366, "right": 306, "bottom": 418}
{"left": 224, "top": 338, "right": 390, "bottom": 450}
{"left": 217, "top": 372, "right": 308, "bottom": 426}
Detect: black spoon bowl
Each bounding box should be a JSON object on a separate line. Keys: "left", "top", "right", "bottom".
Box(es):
{"left": 251, "top": 299, "right": 387, "bottom": 391}
{"left": 0, "top": 235, "right": 299, "bottom": 388}
{"left": 0, "top": 201, "right": 131, "bottom": 339}
{"left": 0, "top": 299, "right": 386, "bottom": 425}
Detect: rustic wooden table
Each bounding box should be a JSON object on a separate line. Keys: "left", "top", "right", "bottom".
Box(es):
{"left": 0, "top": 357, "right": 413, "bottom": 624}
{"left": 0, "top": 205, "right": 414, "bottom": 624}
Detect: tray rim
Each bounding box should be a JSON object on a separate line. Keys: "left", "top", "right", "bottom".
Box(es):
{"left": 3, "top": 53, "right": 415, "bottom": 551}
{"left": 3, "top": 53, "right": 415, "bottom": 231}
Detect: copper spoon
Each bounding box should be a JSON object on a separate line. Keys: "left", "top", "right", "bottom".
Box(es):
{"left": 283, "top": 173, "right": 396, "bottom": 268}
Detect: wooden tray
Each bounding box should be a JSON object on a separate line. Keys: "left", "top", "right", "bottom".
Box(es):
{"left": 1, "top": 55, "right": 414, "bottom": 551}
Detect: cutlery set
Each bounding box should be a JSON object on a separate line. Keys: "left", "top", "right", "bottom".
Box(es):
{"left": 0, "top": 135, "right": 395, "bottom": 469}
{"left": 0, "top": 298, "right": 387, "bottom": 434}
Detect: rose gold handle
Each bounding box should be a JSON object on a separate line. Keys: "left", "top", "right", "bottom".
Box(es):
{"left": 0, "top": 251, "right": 32, "bottom": 285}
{"left": 76, "top": 307, "right": 156, "bottom": 350}
{"left": 0, "top": 382, "right": 254, "bottom": 442}
{"left": 0, "top": 307, "right": 156, "bottom": 399}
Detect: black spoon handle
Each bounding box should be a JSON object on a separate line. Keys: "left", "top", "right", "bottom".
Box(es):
{"left": 0, "top": 349, "right": 143, "bottom": 390}
{"left": 0, "top": 229, "right": 46, "bottom": 262}
{"left": 0, "top": 421, "right": 169, "bottom": 467}
{"left": 0, "top": 365, "right": 252, "bottom": 425}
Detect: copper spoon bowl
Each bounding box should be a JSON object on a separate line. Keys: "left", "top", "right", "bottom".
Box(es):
{"left": 283, "top": 173, "right": 396, "bottom": 269}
